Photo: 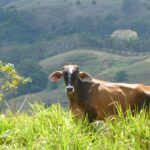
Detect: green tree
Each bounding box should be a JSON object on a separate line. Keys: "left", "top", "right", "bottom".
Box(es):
{"left": 0, "top": 61, "right": 31, "bottom": 101}
{"left": 114, "top": 71, "right": 129, "bottom": 82}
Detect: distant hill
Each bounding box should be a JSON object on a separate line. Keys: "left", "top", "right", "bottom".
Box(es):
{"left": 4, "top": 0, "right": 123, "bottom": 31}
{"left": 40, "top": 49, "right": 150, "bottom": 84}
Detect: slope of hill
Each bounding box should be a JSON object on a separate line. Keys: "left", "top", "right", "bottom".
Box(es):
{"left": 6, "top": 50, "right": 150, "bottom": 112}
{"left": 40, "top": 49, "right": 150, "bottom": 82}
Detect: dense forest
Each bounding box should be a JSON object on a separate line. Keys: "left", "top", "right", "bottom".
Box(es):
{"left": 0, "top": 0, "right": 150, "bottom": 106}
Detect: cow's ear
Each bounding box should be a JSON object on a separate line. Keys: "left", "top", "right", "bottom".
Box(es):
{"left": 49, "top": 71, "right": 63, "bottom": 82}
{"left": 79, "top": 72, "right": 92, "bottom": 82}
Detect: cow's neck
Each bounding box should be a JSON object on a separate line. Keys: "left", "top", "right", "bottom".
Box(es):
{"left": 67, "top": 78, "right": 92, "bottom": 109}
{"left": 67, "top": 78, "right": 98, "bottom": 122}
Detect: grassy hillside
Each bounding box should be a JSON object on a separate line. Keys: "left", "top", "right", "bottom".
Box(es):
{"left": 40, "top": 49, "right": 150, "bottom": 84}
{"left": 0, "top": 104, "right": 149, "bottom": 149}
{"left": 101, "top": 55, "right": 150, "bottom": 84}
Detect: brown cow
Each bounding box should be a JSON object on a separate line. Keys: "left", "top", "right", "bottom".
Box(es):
{"left": 49, "top": 64, "right": 150, "bottom": 122}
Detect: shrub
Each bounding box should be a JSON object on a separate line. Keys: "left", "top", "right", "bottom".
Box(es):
{"left": 111, "top": 29, "right": 138, "bottom": 41}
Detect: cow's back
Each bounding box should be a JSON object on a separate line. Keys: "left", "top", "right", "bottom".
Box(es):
{"left": 88, "top": 82, "right": 149, "bottom": 119}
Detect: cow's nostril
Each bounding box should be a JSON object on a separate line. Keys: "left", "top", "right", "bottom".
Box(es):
{"left": 66, "top": 86, "right": 74, "bottom": 93}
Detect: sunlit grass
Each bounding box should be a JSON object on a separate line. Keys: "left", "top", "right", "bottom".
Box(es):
{"left": 0, "top": 104, "right": 149, "bottom": 150}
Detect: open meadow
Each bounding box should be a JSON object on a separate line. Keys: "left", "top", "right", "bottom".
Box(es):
{"left": 0, "top": 104, "right": 150, "bottom": 150}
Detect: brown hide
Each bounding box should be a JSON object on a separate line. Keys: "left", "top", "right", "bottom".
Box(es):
{"left": 68, "top": 79, "right": 150, "bottom": 121}
{"left": 49, "top": 65, "right": 150, "bottom": 122}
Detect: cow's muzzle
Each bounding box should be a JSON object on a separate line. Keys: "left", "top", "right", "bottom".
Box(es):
{"left": 66, "top": 85, "right": 74, "bottom": 93}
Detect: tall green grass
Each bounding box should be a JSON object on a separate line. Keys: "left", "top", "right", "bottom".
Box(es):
{"left": 0, "top": 104, "right": 150, "bottom": 150}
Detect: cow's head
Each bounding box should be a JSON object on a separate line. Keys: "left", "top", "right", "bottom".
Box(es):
{"left": 49, "top": 65, "right": 92, "bottom": 94}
